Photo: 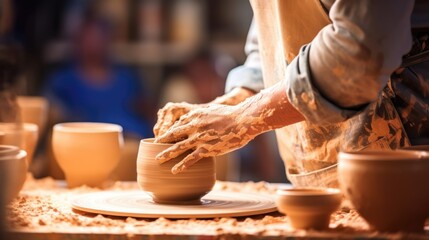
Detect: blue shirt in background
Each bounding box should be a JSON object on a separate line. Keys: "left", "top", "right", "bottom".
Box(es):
{"left": 44, "top": 64, "right": 153, "bottom": 138}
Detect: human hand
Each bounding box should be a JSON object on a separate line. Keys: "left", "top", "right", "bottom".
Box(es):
{"left": 154, "top": 104, "right": 261, "bottom": 174}
{"left": 153, "top": 102, "right": 204, "bottom": 137}
{"left": 154, "top": 88, "right": 256, "bottom": 137}
{"left": 153, "top": 82, "right": 304, "bottom": 174}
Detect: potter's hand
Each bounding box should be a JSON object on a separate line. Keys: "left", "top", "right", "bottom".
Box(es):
{"left": 153, "top": 102, "right": 204, "bottom": 137}
{"left": 155, "top": 104, "right": 258, "bottom": 174}
{"left": 153, "top": 88, "right": 255, "bottom": 137}
{"left": 154, "top": 81, "right": 305, "bottom": 174}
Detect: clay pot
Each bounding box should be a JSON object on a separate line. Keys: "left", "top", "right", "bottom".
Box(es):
{"left": 276, "top": 188, "right": 342, "bottom": 230}
{"left": 0, "top": 145, "right": 27, "bottom": 203}
{"left": 52, "top": 122, "right": 123, "bottom": 188}
{"left": 137, "top": 139, "right": 216, "bottom": 204}
{"left": 0, "top": 123, "right": 39, "bottom": 165}
{"left": 17, "top": 96, "right": 49, "bottom": 134}
{"left": 338, "top": 150, "right": 429, "bottom": 232}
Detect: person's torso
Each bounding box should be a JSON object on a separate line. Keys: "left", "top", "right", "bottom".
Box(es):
{"left": 250, "top": 0, "right": 429, "bottom": 187}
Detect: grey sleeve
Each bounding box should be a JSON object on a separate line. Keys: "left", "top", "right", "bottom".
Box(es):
{"left": 285, "top": 0, "right": 414, "bottom": 124}
{"left": 225, "top": 19, "right": 264, "bottom": 93}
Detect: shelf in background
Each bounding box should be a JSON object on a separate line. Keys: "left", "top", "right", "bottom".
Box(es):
{"left": 44, "top": 40, "right": 246, "bottom": 65}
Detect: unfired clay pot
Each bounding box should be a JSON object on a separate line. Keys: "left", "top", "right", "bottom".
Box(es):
{"left": 0, "top": 145, "right": 27, "bottom": 203}
{"left": 276, "top": 188, "right": 342, "bottom": 230}
{"left": 137, "top": 139, "right": 216, "bottom": 204}
{"left": 52, "top": 122, "right": 123, "bottom": 188}
{"left": 338, "top": 150, "right": 429, "bottom": 232}
{"left": 17, "top": 96, "right": 49, "bottom": 134}
{"left": 0, "top": 123, "right": 39, "bottom": 165}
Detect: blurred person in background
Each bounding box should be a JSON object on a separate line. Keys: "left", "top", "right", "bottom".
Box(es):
{"left": 44, "top": 11, "right": 155, "bottom": 180}
{"left": 44, "top": 12, "right": 153, "bottom": 139}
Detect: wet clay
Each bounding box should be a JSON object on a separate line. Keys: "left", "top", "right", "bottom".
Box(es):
{"left": 137, "top": 139, "right": 215, "bottom": 203}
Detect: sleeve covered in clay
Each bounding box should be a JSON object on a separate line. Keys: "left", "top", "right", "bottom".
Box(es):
{"left": 285, "top": 0, "right": 414, "bottom": 124}
{"left": 225, "top": 19, "right": 264, "bottom": 93}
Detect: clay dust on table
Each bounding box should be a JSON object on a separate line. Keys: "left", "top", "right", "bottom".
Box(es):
{"left": 7, "top": 175, "right": 422, "bottom": 238}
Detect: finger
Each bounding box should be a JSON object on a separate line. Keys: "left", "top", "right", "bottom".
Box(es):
{"left": 154, "top": 105, "right": 191, "bottom": 137}
{"left": 153, "top": 107, "right": 170, "bottom": 136}
{"left": 156, "top": 118, "right": 179, "bottom": 137}
{"left": 155, "top": 116, "right": 195, "bottom": 143}
{"left": 156, "top": 138, "right": 197, "bottom": 163}
{"left": 171, "top": 148, "right": 208, "bottom": 174}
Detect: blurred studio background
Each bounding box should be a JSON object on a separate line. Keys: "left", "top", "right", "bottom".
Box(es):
{"left": 0, "top": 0, "right": 287, "bottom": 183}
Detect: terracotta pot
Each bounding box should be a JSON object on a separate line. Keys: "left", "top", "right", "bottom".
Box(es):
{"left": 0, "top": 123, "right": 38, "bottom": 166}
{"left": 338, "top": 150, "right": 429, "bottom": 232}
{"left": 17, "top": 96, "right": 48, "bottom": 134}
{"left": 276, "top": 188, "right": 342, "bottom": 230}
{"left": 137, "top": 138, "right": 216, "bottom": 204}
{"left": 52, "top": 122, "right": 123, "bottom": 188}
{"left": 0, "top": 145, "right": 27, "bottom": 203}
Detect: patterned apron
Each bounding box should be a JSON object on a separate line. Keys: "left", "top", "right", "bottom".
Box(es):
{"left": 250, "top": 0, "right": 429, "bottom": 187}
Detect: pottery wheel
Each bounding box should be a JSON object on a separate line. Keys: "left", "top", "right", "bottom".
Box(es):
{"left": 72, "top": 190, "right": 277, "bottom": 219}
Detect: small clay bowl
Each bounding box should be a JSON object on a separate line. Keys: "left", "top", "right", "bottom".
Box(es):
{"left": 338, "top": 150, "right": 429, "bottom": 232}
{"left": 0, "top": 145, "right": 27, "bottom": 203}
{"left": 52, "top": 122, "right": 123, "bottom": 188}
{"left": 137, "top": 138, "right": 216, "bottom": 204}
{"left": 17, "top": 96, "right": 49, "bottom": 134}
{"left": 276, "top": 188, "right": 342, "bottom": 230}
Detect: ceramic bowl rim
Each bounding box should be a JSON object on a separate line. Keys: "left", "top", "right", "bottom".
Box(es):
{"left": 140, "top": 138, "right": 173, "bottom": 147}
{"left": 276, "top": 188, "right": 341, "bottom": 197}
{"left": 0, "top": 123, "right": 39, "bottom": 133}
{"left": 338, "top": 150, "right": 429, "bottom": 162}
{"left": 54, "top": 122, "right": 123, "bottom": 133}
{"left": 0, "top": 147, "right": 27, "bottom": 161}
{"left": 0, "top": 145, "right": 20, "bottom": 156}
{"left": 17, "top": 96, "right": 49, "bottom": 106}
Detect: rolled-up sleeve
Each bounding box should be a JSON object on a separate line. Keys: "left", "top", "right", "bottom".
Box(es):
{"left": 225, "top": 20, "right": 264, "bottom": 93}
{"left": 285, "top": 0, "right": 414, "bottom": 124}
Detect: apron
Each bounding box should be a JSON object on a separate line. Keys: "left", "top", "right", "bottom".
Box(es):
{"left": 249, "top": 0, "right": 418, "bottom": 187}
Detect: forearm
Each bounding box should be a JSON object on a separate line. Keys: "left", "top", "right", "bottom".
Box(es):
{"left": 211, "top": 87, "right": 256, "bottom": 106}
{"left": 236, "top": 80, "right": 305, "bottom": 136}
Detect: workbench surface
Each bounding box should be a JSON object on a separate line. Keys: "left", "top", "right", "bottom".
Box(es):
{"left": 5, "top": 176, "right": 429, "bottom": 239}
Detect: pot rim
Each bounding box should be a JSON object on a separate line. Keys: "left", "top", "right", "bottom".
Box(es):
{"left": 276, "top": 188, "right": 341, "bottom": 196}
{"left": 53, "top": 122, "right": 123, "bottom": 133}
{"left": 338, "top": 150, "right": 429, "bottom": 161}
{"left": 140, "top": 138, "right": 174, "bottom": 146}
{"left": 0, "top": 146, "right": 27, "bottom": 161}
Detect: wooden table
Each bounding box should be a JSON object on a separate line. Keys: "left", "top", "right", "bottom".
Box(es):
{"left": 5, "top": 176, "right": 429, "bottom": 239}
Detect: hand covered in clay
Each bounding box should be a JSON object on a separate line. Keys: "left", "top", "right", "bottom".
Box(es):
{"left": 155, "top": 104, "right": 261, "bottom": 174}
{"left": 153, "top": 102, "right": 205, "bottom": 137}
{"left": 154, "top": 82, "right": 305, "bottom": 174}
{"left": 154, "top": 88, "right": 256, "bottom": 137}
